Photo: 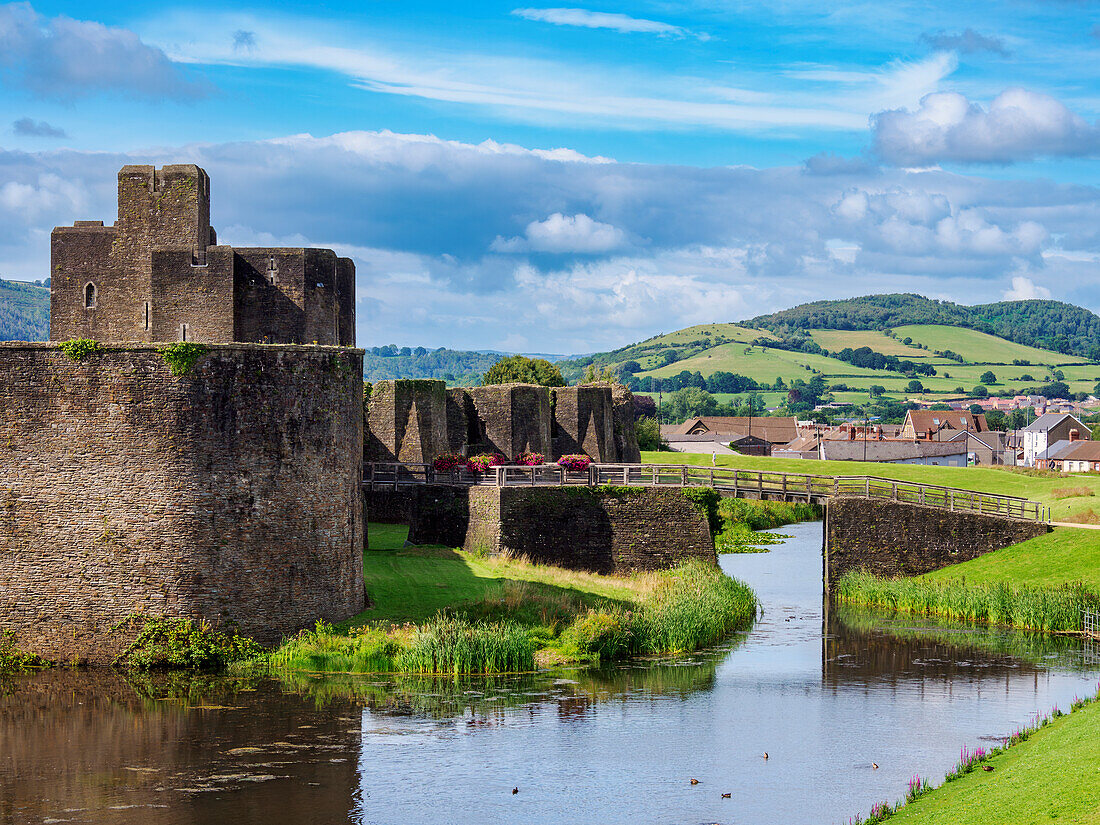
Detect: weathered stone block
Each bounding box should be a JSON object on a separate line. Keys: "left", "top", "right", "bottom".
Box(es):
{"left": 364, "top": 379, "right": 447, "bottom": 463}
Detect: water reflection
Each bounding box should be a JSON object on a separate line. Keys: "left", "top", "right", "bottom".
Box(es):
{"left": 2, "top": 521, "right": 1098, "bottom": 825}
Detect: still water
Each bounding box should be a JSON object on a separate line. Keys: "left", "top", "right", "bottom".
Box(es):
{"left": 4, "top": 521, "right": 1099, "bottom": 825}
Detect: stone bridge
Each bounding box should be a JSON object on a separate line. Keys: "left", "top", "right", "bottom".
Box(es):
{"left": 364, "top": 462, "right": 1051, "bottom": 586}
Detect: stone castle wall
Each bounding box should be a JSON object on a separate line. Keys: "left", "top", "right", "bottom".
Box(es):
{"left": 824, "top": 497, "right": 1050, "bottom": 588}
{"left": 365, "top": 379, "right": 640, "bottom": 463}
{"left": 0, "top": 342, "right": 365, "bottom": 663}
{"left": 364, "top": 485, "right": 715, "bottom": 574}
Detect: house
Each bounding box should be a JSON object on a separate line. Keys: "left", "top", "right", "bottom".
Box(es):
{"left": 946, "top": 430, "right": 1011, "bottom": 466}
{"left": 669, "top": 416, "right": 799, "bottom": 455}
{"left": 1020, "top": 413, "right": 1088, "bottom": 467}
{"left": 901, "top": 410, "right": 989, "bottom": 440}
{"left": 1051, "top": 440, "right": 1100, "bottom": 473}
{"left": 817, "top": 439, "right": 967, "bottom": 466}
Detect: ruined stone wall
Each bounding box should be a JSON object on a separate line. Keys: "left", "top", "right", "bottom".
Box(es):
{"left": 364, "top": 380, "right": 448, "bottom": 463}
{"left": 482, "top": 487, "right": 715, "bottom": 573}
{"left": 49, "top": 225, "right": 125, "bottom": 342}
{"left": 0, "top": 342, "right": 365, "bottom": 663}
{"left": 445, "top": 389, "right": 474, "bottom": 453}
{"left": 552, "top": 384, "right": 617, "bottom": 461}
{"left": 465, "top": 384, "right": 551, "bottom": 458}
{"left": 150, "top": 246, "right": 236, "bottom": 342}
{"left": 612, "top": 383, "right": 642, "bottom": 463}
{"left": 824, "top": 498, "right": 1050, "bottom": 588}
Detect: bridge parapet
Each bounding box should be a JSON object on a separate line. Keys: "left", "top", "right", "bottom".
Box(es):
{"left": 364, "top": 462, "right": 1048, "bottom": 524}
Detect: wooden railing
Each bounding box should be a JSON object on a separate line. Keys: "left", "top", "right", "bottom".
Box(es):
{"left": 363, "top": 462, "right": 1049, "bottom": 523}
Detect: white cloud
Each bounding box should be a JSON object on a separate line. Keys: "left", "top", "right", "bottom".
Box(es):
{"left": 491, "top": 213, "right": 626, "bottom": 253}
{"left": 511, "top": 7, "right": 708, "bottom": 40}
{"left": 5, "top": 129, "right": 1100, "bottom": 351}
{"left": 920, "top": 29, "right": 1010, "bottom": 57}
{"left": 1003, "top": 275, "right": 1052, "bottom": 301}
{"left": 0, "top": 2, "right": 208, "bottom": 99}
{"left": 872, "top": 88, "right": 1100, "bottom": 165}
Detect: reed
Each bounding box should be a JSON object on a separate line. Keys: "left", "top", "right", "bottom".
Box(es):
{"left": 718, "top": 497, "right": 821, "bottom": 531}
{"left": 835, "top": 571, "right": 1100, "bottom": 633}
{"left": 396, "top": 617, "right": 535, "bottom": 674}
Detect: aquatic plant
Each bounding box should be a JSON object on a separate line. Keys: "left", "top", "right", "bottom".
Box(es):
{"left": 835, "top": 571, "right": 1100, "bottom": 633}
{"left": 113, "top": 616, "right": 263, "bottom": 671}
{"left": 267, "top": 620, "right": 408, "bottom": 673}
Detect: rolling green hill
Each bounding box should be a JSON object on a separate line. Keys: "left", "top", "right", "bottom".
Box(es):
{"left": 747, "top": 293, "right": 1100, "bottom": 360}
{"left": 0, "top": 277, "right": 49, "bottom": 342}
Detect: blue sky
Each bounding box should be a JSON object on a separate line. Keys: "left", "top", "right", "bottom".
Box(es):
{"left": 2, "top": 1, "right": 1100, "bottom": 352}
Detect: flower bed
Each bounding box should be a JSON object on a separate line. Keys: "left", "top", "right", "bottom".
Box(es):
{"left": 514, "top": 452, "right": 545, "bottom": 466}
{"left": 466, "top": 453, "right": 505, "bottom": 473}
{"left": 432, "top": 454, "right": 467, "bottom": 473}
{"left": 557, "top": 454, "right": 592, "bottom": 472}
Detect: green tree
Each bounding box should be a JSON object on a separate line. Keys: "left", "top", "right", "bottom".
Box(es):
{"left": 869, "top": 384, "right": 885, "bottom": 398}
{"left": 906, "top": 380, "right": 924, "bottom": 393}
{"left": 668, "top": 387, "right": 718, "bottom": 421}
{"left": 482, "top": 355, "right": 565, "bottom": 387}
{"left": 980, "top": 370, "right": 997, "bottom": 385}
{"left": 634, "top": 416, "right": 664, "bottom": 451}
{"left": 972, "top": 385, "right": 989, "bottom": 398}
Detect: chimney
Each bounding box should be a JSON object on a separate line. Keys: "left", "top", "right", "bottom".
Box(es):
{"left": 927, "top": 428, "right": 934, "bottom": 441}
{"left": 1070, "top": 429, "right": 1080, "bottom": 442}
{"left": 849, "top": 426, "right": 856, "bottom": 440}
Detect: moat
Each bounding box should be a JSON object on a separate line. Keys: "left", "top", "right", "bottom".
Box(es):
{"left": 4, "top": 521, "right": 1098, "bottom": 825}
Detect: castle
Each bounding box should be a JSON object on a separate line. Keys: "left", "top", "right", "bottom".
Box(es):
{"left": 0, "top": 164, "right": 365, "bottom": 664}
{"left": 0, "top": 162, "right": 646, "bottom": 665}
{"left": 50, "top": 164, "right": 355, "bottom": 346}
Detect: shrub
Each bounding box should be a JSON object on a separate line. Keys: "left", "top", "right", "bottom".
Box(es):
{"left": 557, "top": 454, "right": 591, "bottom": 471}
{"left": 0, "top": 630, "right": 50, "bottom": 672}
{"left": 559, "top": 611, "right": 633, "bottom": 662}
{"left": 433, "top": 454, "right": 466, "bottom": 472}
{"left": 57, "top": 338, "right": 101, "bottom": 361}
{"left": 514, "top": 452, "right": 545, "bottom": 466}
{"left": 113, "top": 616, "right": 264, "bottom": 671}
{"left": 466, "top": 453, "right": 505, "bottom": 473}
{"left": 160, "top": 342, "right": 209, "bottom": 376}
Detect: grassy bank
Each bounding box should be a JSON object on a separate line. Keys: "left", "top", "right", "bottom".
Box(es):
{"left": 262, "top": 523, "right": 757, "bottom": 674}
{"left": 835, "top": 570, "right": 1100, "bottom": 632}
{"left": 849, "top": 688, "right": 1100, "bottom": 824}
{"left": 641, "top": 451, "right": 1100, "bottom": 524}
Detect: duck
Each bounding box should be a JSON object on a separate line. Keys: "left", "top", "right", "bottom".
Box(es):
{"left": 762, "top": 752, "right": 769, "bottom": 760}
{"left": 982, "top": 765, "right": 995, "bottom": 772}
{"left": 512, "top": 787, "right": 518, "bottom": 795}
{"left": 872, "top": 762, "right": 879, "bottom": 769}
{"left": 721, "top": 793, "right": 732, "bottom": 799}
{"left": 690, "top": 778, "right": 699, "bottom": 785}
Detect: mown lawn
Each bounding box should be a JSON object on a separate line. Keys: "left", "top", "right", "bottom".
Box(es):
{"left": 353, "top": 523, "right": 651, "bottom": 626}
{"left": 886, "top": 700, "right": 1100, "bottom": 824}
{"left": 641, "top": 451, "right": 1100, "bottom": 522}
{"left": 921, "top": 528, "right": 1100, "bottom": 589}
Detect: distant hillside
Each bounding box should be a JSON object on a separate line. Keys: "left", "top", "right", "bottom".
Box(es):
{"left": 747, "top": 294, "right": 1100, "bottom": 360}
{"left": 0, "top": 277, "right": 49, "bottom": 342}
{"left": 363, "top": 345, "right": 504, "bottom": 384}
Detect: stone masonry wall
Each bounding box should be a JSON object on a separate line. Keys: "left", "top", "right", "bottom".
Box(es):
{"left": 0, "top": 342, "right": 365, "bottom": 663}
{"left": 612, "top": 383, "right": 642, "bottom": 463}
{"left": 551, "top": 384, "right": 617, "bottom": 461}
{"left": 364, "top": 380, "right": 448, "bottom": 463}
{"left": 824, "top": 497, "right": 1050, "bottom": 588}
{"left": 471, "top": 487, "right": 714, "bottom": 573}
{"left": 465, "top": 384, "right": 551, "bottom": 458}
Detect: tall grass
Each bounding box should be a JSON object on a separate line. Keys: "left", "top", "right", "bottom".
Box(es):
{"left": 267, "top": 621, "right": 407, "bottom": 673}
{"left": 719, "top": 497, "right": 821, "bottom": 531}
{"left": 396, "top": 617, "right": 534, "bottom": 674}
{"left": 836, "top": 571, "right": 1100, "bottom": 632}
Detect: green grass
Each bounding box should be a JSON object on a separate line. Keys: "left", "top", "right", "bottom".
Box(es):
{"left": 893, "top": 324, "right": 1088, "bottom": 365}
{"left": 641, "top": 451, "right": 1100, "bottom": 523}
{"left": 264, "top": 523, "right": 758, "bottom": 674}
{"left": 921, "top": 528, "right": 1100, "bottom": 590}
{"left": 881, "top": 698, "right": 1100, "bottom": 824}
{"left": 835, "top": 570, "right": 1100, "bottom": 632}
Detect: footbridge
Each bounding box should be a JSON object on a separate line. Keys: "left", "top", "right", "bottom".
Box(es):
{"left": 362, "top": 462, "right": 1051, "bottom": 584}
{"left": 364, "top": 462, "right": 1050, "bottom": 523}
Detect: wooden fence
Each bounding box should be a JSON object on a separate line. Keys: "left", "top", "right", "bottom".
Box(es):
{"left": 363, "top": 462, "right": 1049, "bottom": 523}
